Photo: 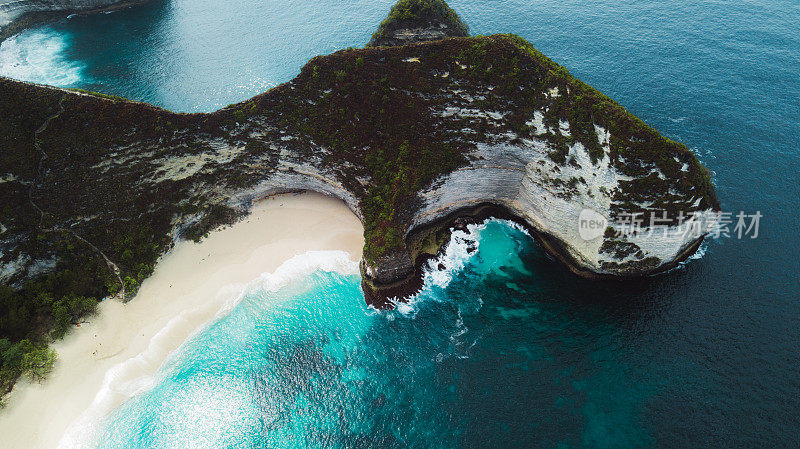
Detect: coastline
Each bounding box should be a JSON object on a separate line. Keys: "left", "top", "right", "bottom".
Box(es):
{"left": 0, "top": 0, "right": 155, "bottom": 46}
{"left": 0, "top": 192, "right": 364, "bottom": 449}
{"left": 361, "top": 202, "right": 710, "bottom": 306}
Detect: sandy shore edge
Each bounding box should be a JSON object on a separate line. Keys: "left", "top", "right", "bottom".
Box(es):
{"left": 0, "top": 192, "right": 364, "bottom": 449}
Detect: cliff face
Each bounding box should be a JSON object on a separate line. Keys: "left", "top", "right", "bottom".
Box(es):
{"left": 0, "top": 3, "right": 719, "bottom": 312}
{"left": 404, "top": 132, "right": 716, "bottom": 279}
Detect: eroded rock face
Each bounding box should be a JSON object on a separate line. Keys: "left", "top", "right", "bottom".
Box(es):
{"left": 361, "top": 111, "right": 718, "bottom": 300}
{"left": 369, "top": 24, "right": 461, "bottom": 48}
{"left": 405, "top": 132, "right": 717, "bottom": 279}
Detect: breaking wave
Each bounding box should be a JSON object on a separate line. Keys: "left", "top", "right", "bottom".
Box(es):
{"left": 56, "top": 251, "right": 359, "bottom": 449}
{"left": 0, "top": 27, "right": 85, "bottom": 86}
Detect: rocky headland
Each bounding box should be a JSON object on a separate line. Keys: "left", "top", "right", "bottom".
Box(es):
{"left": 0, "top": 0, "right": 718, "bottom": 393}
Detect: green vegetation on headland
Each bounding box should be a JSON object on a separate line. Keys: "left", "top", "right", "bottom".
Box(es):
{"left": 68, "top": 88, "right": 129, "bottom": 102}
{"left": 0, "top": 0, "right": 717, "bottom": 399}
{"left": 0, "top": 78, "right": 219, "bottom": 398}
{"left": 259, "top": 34, "right": 717, "bottom": 258}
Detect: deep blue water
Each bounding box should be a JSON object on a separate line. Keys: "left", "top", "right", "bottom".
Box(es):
{"left": 1, "top": 0, "right": 799, "bottom": 447}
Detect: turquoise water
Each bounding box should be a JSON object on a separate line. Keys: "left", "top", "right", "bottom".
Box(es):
{"left": 2, "top": 0, "right": 799, "bottom": 447}
{"left": 92, "top": 221, "right": 663, "bottom": 449}
{"left": 0, "top": 0, "right": 397, "bottom": 111}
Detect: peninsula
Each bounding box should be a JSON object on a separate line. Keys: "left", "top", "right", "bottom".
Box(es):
{"left": 0, "top": 0, "right": 719, "bottom": 397}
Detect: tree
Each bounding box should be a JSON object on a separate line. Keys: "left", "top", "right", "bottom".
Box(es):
{"left": 21, "top": 345, "right": 56, "bottom": 383}
{"left": 50, "top": 294, "right": 97, "bottom": 339}
{"left": 0, "top": 338, "right": 12, "bottom": 362}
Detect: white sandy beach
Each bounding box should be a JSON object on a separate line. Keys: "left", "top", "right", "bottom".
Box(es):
{"left": 0, "top": 192, "right": 363, "bottom": 449}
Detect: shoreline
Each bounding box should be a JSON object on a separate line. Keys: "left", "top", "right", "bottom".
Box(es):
{"left": 0, "top": 0, "right": 155, "bottom": 46}
{"left": 0, "top": 192, "right": 364, "bottom": 449}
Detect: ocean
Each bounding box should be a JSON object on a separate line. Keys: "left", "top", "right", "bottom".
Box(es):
{"left": 1, "top": 0, "right": 798, "bottom": 447}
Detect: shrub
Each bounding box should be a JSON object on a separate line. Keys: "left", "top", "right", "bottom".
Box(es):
{"left": 20, "top": 344, "right": 56, "bottom": 382}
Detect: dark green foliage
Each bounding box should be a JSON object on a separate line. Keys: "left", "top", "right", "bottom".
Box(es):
{"left": 110, "top": 224, "right": 161, "bottom": 282}
{"left": 50, "top": 294, "right": 97, "bottom": 339}
{"left": 183, "top": 204, "right": 241, "bottom": 243}
{"left": 20, "top": 342, "right": 56, "bottom": 382}
{"left": 601, "top": 256, "right": 661, "bottom": 273}
{"left": 230, "top": 100, "right": 258, "bottom": 123}
{"left": 599, "top": 239, "right": 641, "bottom": 259}
{"left": 544, "top": 133, "right": 570, "bottom": 165}
{"left": 0, "top": 338, "right": 55, "bottom": 392}
{"left": 0, "top": 286, "right": 30, "bottom": 342}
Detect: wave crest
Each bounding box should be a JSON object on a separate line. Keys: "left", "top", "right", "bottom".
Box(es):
{"left": 56, "top": 250, "right": 359, "bottom": 449}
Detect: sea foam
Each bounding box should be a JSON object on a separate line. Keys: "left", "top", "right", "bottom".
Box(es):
{"left": 0, "top": 27, "right": 84, "bottom": 86}
{"left": 388, "top": 220, "right": 491, "bottom": 317}
{"left": 55, "top": 250, "right": 359, "bottom": 449}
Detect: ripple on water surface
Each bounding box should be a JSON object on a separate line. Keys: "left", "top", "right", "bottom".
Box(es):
{"left": 84, "top": 222, "right": 661, "bottom": 449}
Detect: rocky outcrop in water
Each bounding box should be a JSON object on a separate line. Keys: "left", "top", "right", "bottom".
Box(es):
{"left": 367, "top": 0, "right": 469, "bottom": 47}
